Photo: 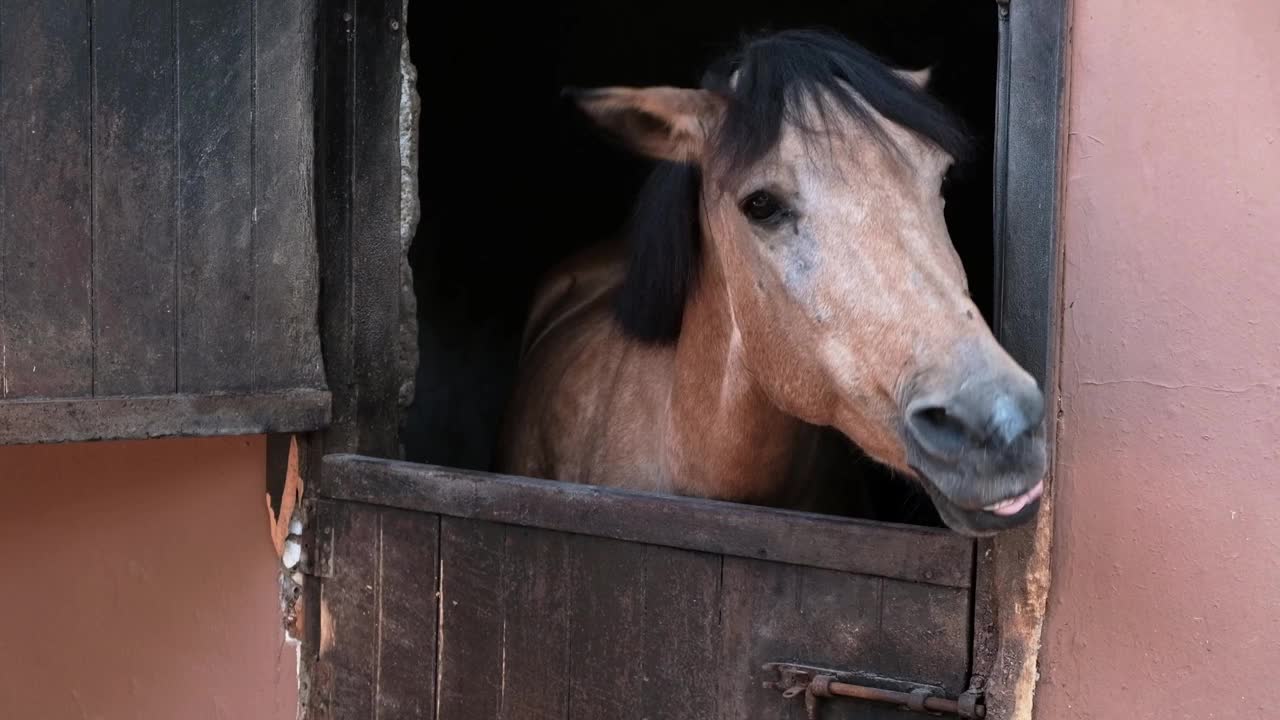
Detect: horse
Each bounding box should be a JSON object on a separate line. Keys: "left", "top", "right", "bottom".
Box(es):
{"left": 495, "top": 29, "right": 1047, "bottom": 537}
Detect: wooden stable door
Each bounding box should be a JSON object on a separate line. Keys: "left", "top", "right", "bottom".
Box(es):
{"left": 305, "top": 455, "right": 981, "bottom": 719}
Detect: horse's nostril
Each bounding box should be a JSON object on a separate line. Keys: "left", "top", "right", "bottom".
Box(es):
{"left": 908, "top": 404, "right": 973, "bottom": 458}
{"left": 908, "top": 381, "right": 1044, "bottom": 459}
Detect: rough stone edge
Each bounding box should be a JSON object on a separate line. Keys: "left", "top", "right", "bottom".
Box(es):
{"left": 396, "top": 0, "right": 421, "bottom": 457}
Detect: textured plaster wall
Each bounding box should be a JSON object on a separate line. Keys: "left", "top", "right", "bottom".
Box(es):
{"left": 0, "top": 436, "right": 297, "bottom": 720}
{"left": 1038, "top": 1, "right": 1280, "bottom": 718}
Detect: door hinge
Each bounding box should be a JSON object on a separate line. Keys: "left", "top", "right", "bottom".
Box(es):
{"left": 300, "top": 498, "right": 335, "bottom": 579}
{"left": 763, "top": 662, "right": 986, "bottom": 719}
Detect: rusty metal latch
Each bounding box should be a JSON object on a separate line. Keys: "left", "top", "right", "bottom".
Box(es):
{"left": 762, "top": 662, "right": 985, "bottom": 719}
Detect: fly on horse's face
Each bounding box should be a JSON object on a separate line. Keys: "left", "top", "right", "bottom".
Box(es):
{"left": 553, "top": 31, "right": 1047, "bottom": 535}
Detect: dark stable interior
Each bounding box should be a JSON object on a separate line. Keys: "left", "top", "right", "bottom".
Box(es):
{"left": 403, "top": 1, "right": 996, "bottom": 528}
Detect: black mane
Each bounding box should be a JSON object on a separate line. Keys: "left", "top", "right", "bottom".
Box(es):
{"left": 613, "top": 28, "right": 973, "bottom": 343}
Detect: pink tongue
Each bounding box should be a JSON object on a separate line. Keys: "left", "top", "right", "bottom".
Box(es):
{"left": 985, "top": 480, "right": 1045, "bottom": 516}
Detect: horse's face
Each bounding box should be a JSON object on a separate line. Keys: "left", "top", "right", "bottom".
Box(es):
{"left": 574, "top": 80, "right": 1047, "bottom": 536}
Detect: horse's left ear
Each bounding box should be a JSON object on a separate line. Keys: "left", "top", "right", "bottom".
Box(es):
{"left": 896, "top": 66, "right": 933, "bottom": 90}
{"left": 564, "top": 86, "right": 724, "bottom": 164}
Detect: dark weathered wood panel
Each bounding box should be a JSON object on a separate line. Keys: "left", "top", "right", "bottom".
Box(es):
{"left": 437, "top": 519, "right": 574, "bottom": 720}
{"left": 719, "top": 558, "right": 888, "bottom": 720}
{"left": 433, "top": 520, "right": 723, "bottom": 720}
{"left": 314, "top": 503, "right": 439, "bottom": 720}
{"left": 0, "top": 0, "right": 327, "bottom": 442}
{"left": 564, "top": 536, "right": 649, "bottom": 720}
{"left": 498, "top": 526, "right": 571, "bottom": 719}
{"left": 321, "top": 455, "right": 975, "bottom": 587}
{"left": 317, "top": 459, "right": 976, "bottom": 719}
{"left": 632, "top": 544, "right": 722, "bottom": 719}
{"left": 92, "top": 0, "right": 178, "bottom": 395}
{"left": 254, "top": 0, "right": 324, "bottom": 391}
{"left": 177, "top": 0, "right": 254, "bottom": 393}
{"left": 0, "top": 390, "right": 330, "bottom": 445}
{"left": 315, "top": 0, "right": 358, "bottom": 452}
{"left": 0, "top": 0, "right": 93, "bottom": 399}
{"left": 315, "top": 501, "right": 381, "bottom": 720}
{"left": 436, "top": 518, "right": 506, "bottom": 719}
{"left": 372, "top": 508, "right": 439, "bottom": 719}
{"left": 877, "top": 580, "right": 972, "bottom": 692}
{"left": 349, "top": 0, "right": 405, "bottom": 456}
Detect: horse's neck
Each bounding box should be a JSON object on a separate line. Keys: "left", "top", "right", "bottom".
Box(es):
{"left": 662, "top": 267, "right": 815, "bottom": 505}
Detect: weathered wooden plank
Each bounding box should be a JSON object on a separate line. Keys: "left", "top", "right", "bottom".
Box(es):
{"left": 315, "top": 502, "right": 380, "bottom": 720}
{"left": 567, "top": 536, "right": 647, "bottom": 720}
{"left": 719, "top": 558, "right": 888, "bottom": 720}
{"left": 0, "top": 389, "right": 330, "bottom": 445}
{"left": 0, "top": 1, "right": 93, "bottom": 399}
{"left": 92, "top": 0, "right": 178, "bottom": 395}
{"left": 176, "top": 0, "right": 254, "bottom": 393}
{"left": 315, "top": 0, "right": 406, "bottom": 456}
{"left": 498, "top": 526, "right": 571, "bottom": 720}
{"left": 437, "top": 517, "right": 506, "bottom": 719}
{"left": 254, "top": 0, "right": 323, "bottom": 391}
{"left": 877, "top": 580, "right": 973, "bottom": 695}
{"left": 315, "top": 0, "right": 358, "bottom": 453}
{"left": 374, "top": 508, "right": 439, "bottom": 719}
{"left": 636, "top": 547, "right": 722, "bottom": 720}
{"left": 349, "top": 0, "right": 406, "bottom": 456}
{"left": 321, "top": 455, "right": 974, "bottom": 587}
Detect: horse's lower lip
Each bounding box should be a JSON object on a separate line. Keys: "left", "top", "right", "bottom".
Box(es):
{"left": 982, "top": 480, "right": 1044, "bottom": 516}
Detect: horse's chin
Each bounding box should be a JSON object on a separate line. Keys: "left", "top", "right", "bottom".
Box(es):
{"left": 910, "top": 467, "right": 1045, "bottom": 537}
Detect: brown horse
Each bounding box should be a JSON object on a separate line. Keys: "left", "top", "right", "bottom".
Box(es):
{"left": 496, "top": 30, "right": 1047, "bottom": 536}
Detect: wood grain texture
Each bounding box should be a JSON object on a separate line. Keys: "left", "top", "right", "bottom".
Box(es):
{"left": 564, "top": 536, "right": 648, "bottom": 720}
{"left": 0, "top": 389, "right": 330, "bottom": 445}
{"left": 719, "top": 558, "right": 887, "bottom": 720}
{"left": 316, "top": 460, "right": 977, "bottom": 719}
{"left": 254, "top": 0, "right": 324, "bottom": 391}
{"left": 878, "top": 580, "right": 972, "bottom": 694}
{"left": 92, "top": 0, "right": 178, "bottom": 395}
{"left": 349, "top": 0, "right": 406, "bottom": 456}
{"left": 436, "top": 518, "right": 506, "bottom": 719}
{"left": 321, "top": 455, "right": 975, "bottom": 587}
{"left": 632, "top": 544, "right": 722, "bottom": 720}
{"left": 372, "top": 508, "right": 439, "bottom": 719}
{"left": 315, "top": 502, "right": 381, "bottom": 720}
{"left": 177, "top": 0, "right": 254, "bottom": 393}
{"left": 0, "top": 0, "right": 327, "bottom": 442}
{"left": 434, "top": 522, "right": 723, "bottom": 720}
{"left": 497, "top": 526, "right": 571, "bottom": 719}
{"left": 0, "top": 0, "right": 93, "bottom": 399}
{"left": 315, "top": 0, "right": 358, "bottom": 452}
{"left": 313, "top": 503, "right": 439, "bottom": 720}
{"left": 315, "top": 0, "right": 409, "bottom": 457}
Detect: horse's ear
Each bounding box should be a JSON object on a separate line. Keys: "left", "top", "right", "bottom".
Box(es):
{"left": 564, "top": 86, "right": 723, "bottom": 163}
{"left": 896, "top": 66, "right": 933, "bottom": 90}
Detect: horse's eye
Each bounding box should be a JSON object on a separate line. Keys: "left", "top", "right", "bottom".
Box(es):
{"left": 740, "top": 191, "right": 788, "bottom": 226}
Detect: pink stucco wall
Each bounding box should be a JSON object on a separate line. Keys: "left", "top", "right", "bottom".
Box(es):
{"left": 0, "top": 436, "right": 298, "bottom": 720}
{"left": 1038, "top": 1, "right": 1280, "bottom": 718}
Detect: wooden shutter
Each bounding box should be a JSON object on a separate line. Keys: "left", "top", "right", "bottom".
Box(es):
{"left": 0, "top": 0, "right": 328, "bottom": 444}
